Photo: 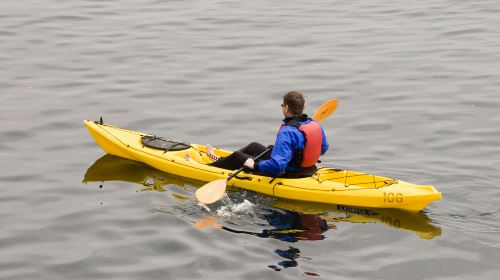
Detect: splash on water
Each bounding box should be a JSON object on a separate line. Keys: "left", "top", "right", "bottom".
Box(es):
{"left": 196, "top": 192, "right": 256, "bottom": 218}
{"left": 197, "top": 202, "right": 212, "bottom": 212}
{"left": 216, "top": 199, "right": 255, "bottom": 218}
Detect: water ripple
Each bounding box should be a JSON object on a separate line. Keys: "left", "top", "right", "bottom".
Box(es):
{"left": 2, "top": 0, "right": 500, "bottom": 279}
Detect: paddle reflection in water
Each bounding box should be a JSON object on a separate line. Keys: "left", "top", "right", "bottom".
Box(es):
{"left": 83, "top": 154, "right": 441, "bottom": 241}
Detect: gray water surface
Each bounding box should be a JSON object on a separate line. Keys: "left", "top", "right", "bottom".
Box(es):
{"left": 1, "top": 0, "right": 500, "bottom": 279}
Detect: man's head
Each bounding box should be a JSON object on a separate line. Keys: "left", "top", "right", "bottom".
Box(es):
{"left": 282, "top": 91, "right": 305, "bottom": 117}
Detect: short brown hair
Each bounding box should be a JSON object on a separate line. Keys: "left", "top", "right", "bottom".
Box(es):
{"left": 283, "top": 91, "right": 305, "bottom": 115}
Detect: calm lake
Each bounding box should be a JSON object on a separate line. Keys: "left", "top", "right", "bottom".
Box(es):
{"left": 1, "top": 0, "right": 499, "bottom": 279}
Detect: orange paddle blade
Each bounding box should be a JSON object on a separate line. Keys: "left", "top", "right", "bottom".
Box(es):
{"left": 195, "top": 179, "right": 227, "bottom": 204}
{"left": 312, "top": 99, "right": 338, "bottom": 122}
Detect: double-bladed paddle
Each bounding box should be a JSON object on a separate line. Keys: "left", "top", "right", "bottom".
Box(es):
{"left": 312, "top": 98, "right": 338, "bottom": 122}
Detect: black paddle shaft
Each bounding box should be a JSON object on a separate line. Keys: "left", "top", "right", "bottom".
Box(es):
{"left": 226, "top": 147, "right": 272, "bottom": 181}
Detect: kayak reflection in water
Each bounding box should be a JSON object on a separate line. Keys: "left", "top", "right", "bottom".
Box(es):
{"left": 203, "top": 91, "right": 329, "bottom": 178}
{"left": 221, "top": 207, "right": 335, "bottom": 242}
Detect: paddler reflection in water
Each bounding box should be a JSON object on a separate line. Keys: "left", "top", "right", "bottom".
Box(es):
{"left": 217, "top": 207, "right": 333, "bottom": 273}
{"left": 206, "top": 91, "right": 329, "bottom": 178}
{"left": 221, "top": 208, "right": 332, "bottom": 273}
{"left": 221, "top": 208, "right": 334, "bottom": 242}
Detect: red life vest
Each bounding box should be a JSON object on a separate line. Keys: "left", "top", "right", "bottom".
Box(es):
{"left": 297, "top": 121, "right": 323, "bottom": 167}
{"left": 281, "top": 119, "right": 323, "bottom": 167}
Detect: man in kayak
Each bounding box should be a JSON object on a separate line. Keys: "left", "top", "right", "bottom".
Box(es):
{"left": 206, "top": 91, "right": 329, "bottom": 178}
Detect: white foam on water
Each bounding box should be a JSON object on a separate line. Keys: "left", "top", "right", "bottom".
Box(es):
{"left": 216, "top": 199, "right": 255, "bottom": 218}
{"left": 197, "top": 202, "right": 212, "bottom": 213}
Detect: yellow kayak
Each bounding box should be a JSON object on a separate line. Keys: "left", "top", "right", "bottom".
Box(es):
{"left": 83, "top": 154, "right": 441, "bottom": 240}
{"left": 84, "top": 120, "right": 441, "bottom": 211}
{"left": 83, "top": 154, "right": 441, "bottom": 239}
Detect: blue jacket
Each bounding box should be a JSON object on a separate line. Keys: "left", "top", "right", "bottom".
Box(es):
{"left": 256, "top": 116, "right": 329, "bottom": 177}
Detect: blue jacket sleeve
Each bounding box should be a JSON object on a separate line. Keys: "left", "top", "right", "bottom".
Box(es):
{"left": 256, "top": 130, "right": 295, "bottom": 176}
{"left": 321, "top": 126, "right": 329, "bottom": 155}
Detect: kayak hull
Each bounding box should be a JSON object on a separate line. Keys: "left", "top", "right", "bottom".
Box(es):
{"left": 84, "top": 120, "right": 441, "bottom": 211}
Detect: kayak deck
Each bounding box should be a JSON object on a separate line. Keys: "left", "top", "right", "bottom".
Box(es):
{"left": 84, "top": 120, "right": 441, "bottom": 211}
